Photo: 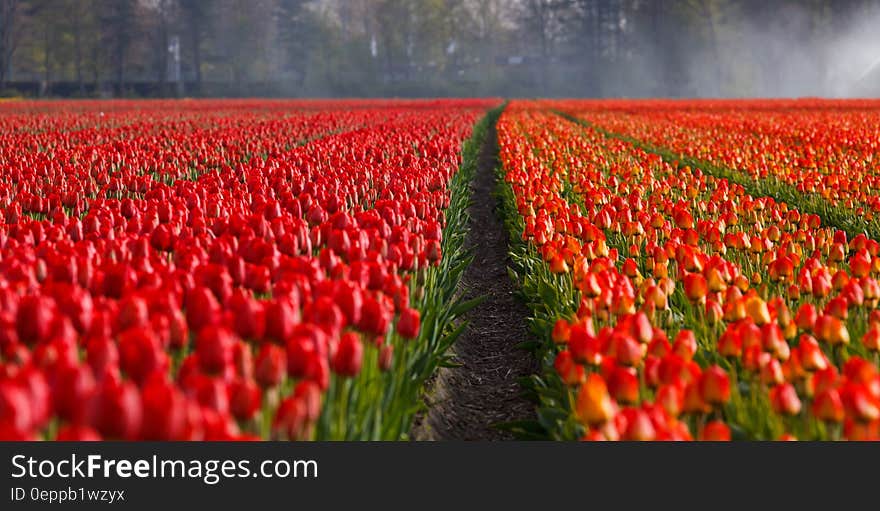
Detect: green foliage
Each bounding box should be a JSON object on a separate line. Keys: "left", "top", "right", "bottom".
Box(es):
{"left": 312, "top": 102, "right": 506, "bottom": 440}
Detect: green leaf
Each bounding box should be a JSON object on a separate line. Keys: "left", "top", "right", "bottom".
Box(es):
{"left": 449, "top": 295, "right": 488, "bottom": 318}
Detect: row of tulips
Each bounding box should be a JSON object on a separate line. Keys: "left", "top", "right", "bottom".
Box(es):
{"left": 498, "top": 101, "right": 880, "bottom": 440}
{"left": 554, "top": 99, "right": 880, "bottom": 241}
{"left": 0, "top": 103, "right": 428, "bottom": 218}
{"left": 0, "top": 99, "right": 498, "bottom": 440}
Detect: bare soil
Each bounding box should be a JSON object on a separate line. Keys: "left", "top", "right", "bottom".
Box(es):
{"left": 412, "top": 117, "right": 537, "bottom": 441}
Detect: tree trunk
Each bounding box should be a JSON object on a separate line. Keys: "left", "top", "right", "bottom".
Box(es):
{"left": 42, "top": 19, "right": 50, "bottom": 96}
{"left": 73, "top": 10, "right": 83, "bottom": 94}
{"left": 191, "top": 15, "right": 201, "bottom": 93}
{"left": 702, "top": 0, "right": 723, "bottom": 97}
{"left": 0, "top": 0, "right": 19, "bottom": 88}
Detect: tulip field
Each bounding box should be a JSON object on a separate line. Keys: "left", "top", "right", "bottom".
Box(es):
{"left": 0, "top": 99, "right": 497, "bottom": 440}
{"left": 501, "top": 99, "right": 880, "bottom": 441}
{"left": 3, "top": 98, "right": 880, "bottom": 441}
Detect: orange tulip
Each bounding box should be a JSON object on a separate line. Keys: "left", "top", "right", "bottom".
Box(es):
{"left": 554, "top": 350, "right": 585, "bottom": 386}
{"left": 862, "top": 327, "right": 880, "bottom": 352}
{"left": 812, "top": 389, "right": 845, "bottom": 423}
{"left": 699, "top": 365, "right": 731, "bottom": 406}
{"left": 797, "top": 335, "right": 828, "bottom": 372}
{"left": 575, "top": 374, "right": 616, "bottom": 426}
{"left": 794, "top": 303, "right": 817, "bottom": 331}
{"left": 699, "top": 420, "right": 731, "bottom": 441}
{"left": 682, "top": 272, "right": 708, "bottom": 303}
{"left": 552, "top": 318, "right": 571, "bottom": 344}
{"left": 672, "top": 330, "right": 698, "bottom": 361}
{"left": 841, "top": 383, "right": 880, "bottom": 422}
{"left": 769, "top": 383, "right": 802, "bottom": 416}
{"left": 744, "top": 296, "right": 771, "bottom": 325}
{"left": 682, "top": 381, "right": 709, "bottom": 414}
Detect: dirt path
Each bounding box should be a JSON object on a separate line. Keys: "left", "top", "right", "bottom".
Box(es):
{"left": 413, "top": 114, "right": 537, "bottom": 441}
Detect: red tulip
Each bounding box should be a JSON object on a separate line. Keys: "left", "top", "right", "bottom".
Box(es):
{"left": 0, "top": 381, "right": 32, "bottom": 434}
{"left": 357, "top": 296, "right": 391, "bottom": 336}
{"left": 186, "top": 287, "right": 221, "bottom": 332}
{"left": 195, "top": 325, "right": 238, "bottom": 375}
{"left": 52, "top": 363, "right": 96, "bottom": 423}
{"left": 332, "top": 332, "right": 363, "bottom": 378}
{"left": 378, "top": 344, "right": 394, "bottom": 372}
{"left": 140, "top": 376, "right": 188, "bottom": 440}
{"left": 397, "top": 307, "right": 421, "bottom": 339}
{"left": 265, "top": 297, "right": 300, "bottom": 343}
{"left": 229, "top": 379, "right": 262, "bottom": 422}
{"left": 607, "top": 366, "right": 640, "bottom": 404}
{"left": 255, "top": 343, "right": 286, "bottom": 388}
{"left": 229, "top": 293, "right": 266, "bottom": 341}
{"left": 56, "top": 425, "right": 102, "bottom": 441}
{"left": 15, "top": 295, "right": 56, "bottom": 345}
{"left": 118, "top": 328, "right": 168, "bottom": 385}
{"left": 87, "top": 378, "right": 142, "bottom": 440}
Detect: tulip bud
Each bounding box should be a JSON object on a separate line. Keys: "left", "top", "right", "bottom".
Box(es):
{"left": 273, "top": 398, "right": 310, "bottom": 441}
{"left": 816, "top": 314, "right": 850, "bottom": 346}
{"left": 699, "top": 420, "right": 732, "bottom": 441}
{"left": 575, "top": 374, "right": 616, "bottom": 426}
{"left": 699, "top": 365, "right": 731, "bottom": 406}
{"left": 332, "top": 332, "right": 363, "bottom": 378}
{"left": 860, "top": 326, "right": 880, "bottom": 352}
{"left": 230, "top": 295, "right": 266, "bottom": 341}
{"left": 812, "top": 389, "right": 845, "bottom": 423}
{"left": 15, "top": 295, "right": 56, "bottom": 346}
{"left": 770, "top": 383, "right": 802, "bottom": 416}
{"left": 631, "top": 312, "right": 653, "bottom": 344}
{"left": 195, "top": 325, "right": 237, "bottom": 375}
{"left": 656, "top": 383, "right": 684, "bottom": 418}
{"left": 0, "top": 381, "right": 33, "bottom": 434}
{"left": 569, "top": 324, "right": 602, "bottom": 366}
{"left": 229, "top": 379, "right": 262, "bottom": 422}
{"left": 554, "top": 350, "right": 585, "bottom": 386}
{"left": 672, "top": 330, "right": 698, "bottom": 361}
{"left": 255, "top": 343, "right": 286, "bottom": 389}
{"left": 378, "top": 344, "right": 394, "bottom": 372}
{"left": 682, "top": 272, "right": 708, "bottom": 303}
{"left": 87, "top": 378, "right": 142, "bottom": 440}
{"left": 56, "top": 425, "right": 102, "bottom": 441}
{"left": 140, "top": 376, "right": 187, "bottom": 440}
{"left": 397, "top": 307, "right": 421, "bottom": 340}
{"left": 607, "top": 367, "right": 640, "bottom": 405}
{"left": 797, "top": 335, "right": 827, "bottom": 372}
{"left": 265, "top": 297, "right": 300, "bottom": 343}
{"left": 119, "top": 328, "right": 168, "bottom": 385}
{"left": 614, "top": 334, "right": 645, "bottom": 367}
{"left": 705, "top": 299, "right": 723, "bottom": 325}
{"left": 621, "top": 408, "right": 656, "bottom": 441}
{"left": 744, "top": 296, "right": 771, "bottom": 325}
{"left": 185, "top": 287, "right": 221, "bottom": 332}
{"left": 552, "top": 319, "right": 571, "bottom": 344}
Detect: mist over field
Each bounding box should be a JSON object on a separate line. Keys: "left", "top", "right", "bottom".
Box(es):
{"left": 0, "top": 0, "right": 878, "bottom": 98}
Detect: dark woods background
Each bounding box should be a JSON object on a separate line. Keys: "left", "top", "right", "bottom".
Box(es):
{"left": 1, "top": 0, "right": 879, "bottom": 99}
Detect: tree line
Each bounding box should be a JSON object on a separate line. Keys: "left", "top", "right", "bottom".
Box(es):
{"left": 0, "top": 0, "right": 877, "bottom": 98}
